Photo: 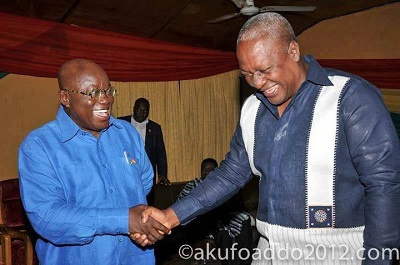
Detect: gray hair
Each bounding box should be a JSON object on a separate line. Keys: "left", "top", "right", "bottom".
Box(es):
{"left": 237, "top": 12, "right": 296, "bottom": 47}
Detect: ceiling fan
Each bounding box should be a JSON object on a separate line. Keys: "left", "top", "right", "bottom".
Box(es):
{"left": 206, "top": 0, "right": 316, "bottom": 23}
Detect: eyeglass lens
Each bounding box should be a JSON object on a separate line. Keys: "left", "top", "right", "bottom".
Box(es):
{"left": 91, "top": 87, "right": 116, "bottom": 99}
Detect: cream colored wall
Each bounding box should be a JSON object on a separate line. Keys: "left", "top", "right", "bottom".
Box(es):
{"left": 298, "top": 3, "right": 400, "bottom": 59}
{"left": 0, "top": 71, "right": 240, "bottom": 181}
{"left": 0, "top": 75, "right": 59, "bottom": 180}
{"left": 297, "top": 2, "right": 400, "bottom": 113}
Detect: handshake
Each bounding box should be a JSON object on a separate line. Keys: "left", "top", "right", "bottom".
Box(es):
{"left": 128, "top": 204, "right": 179, "bottom": 246}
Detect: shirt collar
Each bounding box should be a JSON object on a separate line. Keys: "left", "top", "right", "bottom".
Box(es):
{"left": 255, "top": 55, "right": 334, "bottom": 117}
{"left": 132, "top": 117, "right": 149, "bottom": 126}
{"left": 56, "top": 106, "right": 122, "bottom": 142}
{"left": 303, "top": 55, "right": 333, "bottom": 86}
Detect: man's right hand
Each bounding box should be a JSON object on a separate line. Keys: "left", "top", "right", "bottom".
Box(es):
{"left": 128, "top": 205, "right": 170, "bottom": 246}
{"left": 130, "top": 206, "right": 180, "bottom": 246}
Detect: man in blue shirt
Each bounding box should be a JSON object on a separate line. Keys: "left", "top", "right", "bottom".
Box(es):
{"left": 18, "top": 59, "right": 169, "bottom": 264}
{"left": 136, "top": 13, "right": 400, "bottom": 264}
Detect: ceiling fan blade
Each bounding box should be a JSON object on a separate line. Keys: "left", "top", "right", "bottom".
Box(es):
{"left": 206, "top": 12, "right": 242, "bottom": 23}
{"left": 259, "top": 6, "right": 316, "bottom": 12}
{"left": 229, "top": 0, "right": 246, "bottom": 9}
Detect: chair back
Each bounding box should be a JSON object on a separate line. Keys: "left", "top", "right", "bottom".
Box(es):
{"left": 0, "top": 179, "right": 27, "bottom": 227}
{"left": 152, "top": 182, "right": 188, "bottom": 209}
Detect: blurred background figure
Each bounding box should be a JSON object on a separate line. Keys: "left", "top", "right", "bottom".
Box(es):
{"left": 178, "top": 158, "right": 254, "bottom": 265}
{"left": 119, "top": 98, "right": 169, "bottom": 203}
{"left": 177, "top": 158, "right": 217, "bottom": 200}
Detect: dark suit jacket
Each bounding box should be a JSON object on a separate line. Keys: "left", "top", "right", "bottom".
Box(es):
{"left": 118, "top": 115, "right": 167, "bottom": 183}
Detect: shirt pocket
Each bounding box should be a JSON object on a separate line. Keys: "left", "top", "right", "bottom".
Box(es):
{"left": 117, "top": 150, "right": 147, "bottom": 205}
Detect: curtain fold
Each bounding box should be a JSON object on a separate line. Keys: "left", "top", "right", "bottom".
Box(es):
{"left": 0, "top": 12, "right": 238, "bottom": 82}
{"left": 0, "top": 12, "right": 399, "bottom": 88}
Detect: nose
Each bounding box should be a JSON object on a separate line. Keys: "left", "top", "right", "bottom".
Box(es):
{"left": 248, "top": 73, "right": 266, "bottom": 90}
{"left": 97, "top": 93, "right": 114, "bottom": 104}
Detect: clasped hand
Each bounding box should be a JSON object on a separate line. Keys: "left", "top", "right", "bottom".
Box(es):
{"left": 129, "top": 205, "right": 176, "bottom": 246}
{"left": 129, "top": 205, "right": 170, "bottom": 246}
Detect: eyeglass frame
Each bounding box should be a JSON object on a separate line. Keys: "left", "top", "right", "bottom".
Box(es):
{"left": 61, "top": 86, "right": 117, "bottom": 99}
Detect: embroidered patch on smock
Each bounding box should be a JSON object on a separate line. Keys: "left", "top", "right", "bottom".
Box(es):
{"left": 309, "top": 206, "right": 332, "bottom": 228}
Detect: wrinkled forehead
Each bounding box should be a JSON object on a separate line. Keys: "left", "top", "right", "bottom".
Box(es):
{"left": 238, "top": 36, "right": 286, "bottom": 55}
{"left": 75, "top": 73, "right": 109, "bottom": 90}
{"left": 75, "top": 75, "right": 108, "bottom": 92}
{"left": 237, "top": 38, "right": 287, "bottom": 69}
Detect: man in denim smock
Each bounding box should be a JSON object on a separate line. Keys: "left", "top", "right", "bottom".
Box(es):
{"left": 136, "top": 13, "right": 400, "bottom": 265}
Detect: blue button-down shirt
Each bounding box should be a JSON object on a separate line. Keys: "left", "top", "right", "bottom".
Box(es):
{"left": 19, "top": 106, "right": 154, "bottom": 265}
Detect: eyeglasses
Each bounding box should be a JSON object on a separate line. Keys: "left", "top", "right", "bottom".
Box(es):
{"left": 61, "top": 86, "right": 116, "bottom": 100}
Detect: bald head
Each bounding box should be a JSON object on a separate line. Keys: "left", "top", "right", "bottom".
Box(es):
{"left": 58, "top": 59, "right": 108, "bottom": 90}
{"left": 57, "top": 59, "right": 113, "bottom": 138}
{"left": 237, "top": 12, "right": 296, "bottom": 49}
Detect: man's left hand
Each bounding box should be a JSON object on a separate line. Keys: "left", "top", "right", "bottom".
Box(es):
{"left": 157, "top": 175, "right": 170, "bottom": 185}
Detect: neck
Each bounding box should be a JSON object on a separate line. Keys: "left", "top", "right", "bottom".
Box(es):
{"left": 277, "top": 102, "right": 289, "bottom": 117}
{"left": 277, "top": 60, "right": 309, "bottom": 118}
{"left": 297, "top": 60, "right": 309, "bottom": 86}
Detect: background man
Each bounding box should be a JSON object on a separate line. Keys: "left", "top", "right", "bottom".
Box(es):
{"left": 177, "top": 158, "right": 253, "bottom": 265}
{"left": 138, "top": 12, "right": 400, "bottom": 264}
{"left": 119, "top": 98, "right": 169, "bottom": 186}
{"left": 176, "top": 158, "right": 218, "bottom": 200}
{"left": 19, "top": 59, "right": 168, "bottom": 264}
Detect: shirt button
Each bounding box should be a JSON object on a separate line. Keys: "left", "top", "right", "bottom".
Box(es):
{"left": 119, "top": 238, "right": 123, "bottom": 242}
{"left": 103, "top": 164, "right": 107, "bottom": 169}
{"left": 110, "top": 188, "right": 114, "bottom": 193}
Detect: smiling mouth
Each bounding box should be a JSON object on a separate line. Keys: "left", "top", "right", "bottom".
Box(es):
{"left": 262, "top": 83, "right": 279, "bottom": 95}
{"left": 93, "top": 109, "right": 110, "bottom": 118}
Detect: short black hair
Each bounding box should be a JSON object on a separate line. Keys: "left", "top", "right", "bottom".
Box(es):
{"left": 201, "top": 158, "right": 218, "bottom": 170}
{"left": 134, "top": 98, "right": 150, "bottom": 109}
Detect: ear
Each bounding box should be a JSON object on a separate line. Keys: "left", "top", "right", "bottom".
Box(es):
{"left": 58, "top": 90, "right": 70, "bottom": 107}
{"left": 288, "top": 41, "right": 301, "bottom": 62}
